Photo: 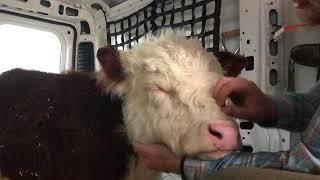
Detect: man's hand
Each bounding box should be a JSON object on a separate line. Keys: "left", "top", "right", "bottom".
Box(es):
{"left": 213, "top": 77, "right": 277, "bottom": 125}
{"left": 133, "top": 143, "right": 181, "bottom": 174}
{"left": 293, "top": 0, "right": 320, "bottom": 24}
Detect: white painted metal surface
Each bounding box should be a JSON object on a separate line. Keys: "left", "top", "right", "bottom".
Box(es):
{"left": 239, "top": 0, "right": 290, "bottom": 153}
{"left": 282, "top": 0, "right": 320, "bottom": 92}
{"left": 0, "top": 6, "right": 75, "bottom": 71}
{"left": 108, "top": 0, "right": 153, "bottom": 22}
{"left": 0, "top": 0, "right": 111, "bottom": 71}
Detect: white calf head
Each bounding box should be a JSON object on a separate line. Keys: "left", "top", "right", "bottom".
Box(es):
{"left": 97, "top": 30, "right": 246, "bottom": 159}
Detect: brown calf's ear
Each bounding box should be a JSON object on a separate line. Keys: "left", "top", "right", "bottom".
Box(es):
{"left": 214, "top": 51, "right": 248, "bottom": 77}
{"left": 97, "top": 45, "right": 125, "bottom": 81}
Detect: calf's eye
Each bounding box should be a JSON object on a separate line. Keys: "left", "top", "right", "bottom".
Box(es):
{"left": 146, "top": 84, "right": 169, "bottom": 94}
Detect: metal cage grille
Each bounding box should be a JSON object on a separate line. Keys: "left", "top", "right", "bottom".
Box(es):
{"left": 106, "top": 0, "right": 221, "bottom": 52}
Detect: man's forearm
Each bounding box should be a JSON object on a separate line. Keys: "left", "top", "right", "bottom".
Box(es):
{"left": 262, "top": 91, "right": 319, "bottom": 132}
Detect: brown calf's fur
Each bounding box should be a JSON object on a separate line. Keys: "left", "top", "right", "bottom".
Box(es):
{"left": 0, "top": 69, "right": 132, "bottom": 180}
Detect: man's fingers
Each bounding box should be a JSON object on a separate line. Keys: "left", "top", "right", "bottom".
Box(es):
{"left": 293, "top": 0, "right": 309, "bottom": 8}
{"left": 140, "top": 157, "right": 151, "bottom": 167}
{"left": 133, "top": 143, "right": 167, "bottom": 157}
{"left": 214, "top": 77, "right": 249, "bottom": 107}
{"left": 133, "top": 143, "right": 153, "bottom": 157}
{"left": 221, "top": 106, "right": 239, "bottom": 117}
{"left": 214, "top": 77, "right": 236, "bottom": 107}
{"left": 222, "top": 106, "right": 251, "bottom": 120}
{"left": 216, "top": 87, "right": 232, "bottom": 107}
{"left": 215, "top": 78, "right": 245, "bottom": 107}
{"left": 213, "top": 77, "right": 235, "bottom": 100}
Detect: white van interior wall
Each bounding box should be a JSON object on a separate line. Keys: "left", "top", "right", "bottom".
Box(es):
{"left": 228, "top": 0, "right": 320, "bottom": 95}
{"left": 0, "top": 9, "right": 76, "bottom": 72}
{"left": 282, "top": 0, "right": 320, "bottom": 93}
{"left": 0, "top": 0, "right": 110, "bottom": 72}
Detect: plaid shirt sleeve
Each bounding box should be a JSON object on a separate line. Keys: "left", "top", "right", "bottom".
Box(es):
{"left": 183, "top": 143, "right": 320, "bottom": 180}
{"left": 182, "top": 151, "right": 289, "bottom": 180}
{"left": 270, "top": 83, "right": 320, "bottom": 131}
{"left": 182, "top": 83, "right": 320, "bottom": 180}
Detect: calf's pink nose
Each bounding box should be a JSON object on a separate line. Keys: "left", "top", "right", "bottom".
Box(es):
{"left": 208, "top": 123, "right": 241, "bottom": 150}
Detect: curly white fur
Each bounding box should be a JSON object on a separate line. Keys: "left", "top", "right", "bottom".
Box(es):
{"left": 98, "top": 30, "right": 239, "bottom": 180}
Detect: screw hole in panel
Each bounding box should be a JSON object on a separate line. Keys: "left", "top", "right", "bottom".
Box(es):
{"left": 242, "top": 145, "right": 253, "bottom": 152}
{"left": 66, "top": 7, "right": 79, "bottom": 16}
{"left": 270, "top": 39, "right": 278, "bottom": 56}
{"left": 59, "top": 5, "right": 64, "bottom": 15}
{"left": 270, "top": 69, "right": 278, "bottom": 86}
{"left": 245, "top": 56, "right": 254, "bottom": 71}
{"left": 40, "top": 0, "right": 51, "bottom": 8}
{"left": 269, "top": 9, "right": 278, "bottom": 26}
{"left": 240, "top": 121, "right": 254, "bottom": 130}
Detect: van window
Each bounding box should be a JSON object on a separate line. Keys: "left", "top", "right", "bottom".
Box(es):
{"left": 0, "top": 24, "right": 61, "bottom": 74}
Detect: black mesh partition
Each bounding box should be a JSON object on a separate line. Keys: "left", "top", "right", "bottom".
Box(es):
{"left": 106, "top": 0, "right": 221, "bottom": 52}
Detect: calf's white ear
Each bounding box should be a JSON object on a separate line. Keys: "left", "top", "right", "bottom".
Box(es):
{"left": 97, "top": 45, "right": 125, "bottom": 82}
{"left": 214, "top": 51, "right": 248, "bottom": 77}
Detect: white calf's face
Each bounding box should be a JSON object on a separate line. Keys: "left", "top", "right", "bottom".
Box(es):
{"left": 97, "top": 31, "right": 241, "bottom": 159}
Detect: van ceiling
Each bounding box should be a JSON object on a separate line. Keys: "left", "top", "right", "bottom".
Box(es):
{"left": 103, "top": 0, "right": 127, "bottom": 7}
{"left": 57, "top": 0, "right": 127, "bottom": 7}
